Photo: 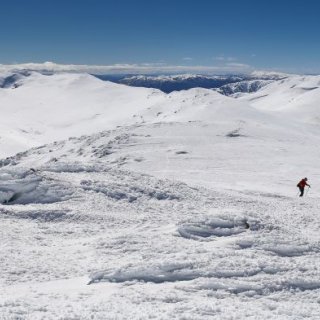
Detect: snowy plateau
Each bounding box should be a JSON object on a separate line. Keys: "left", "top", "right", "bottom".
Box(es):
{"left": 0, "top": 71, "right": 320, "bottom": 319}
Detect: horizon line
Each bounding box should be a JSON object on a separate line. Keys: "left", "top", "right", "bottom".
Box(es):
{"left": 0, "top": 61, "right": 309, "bottom": 76}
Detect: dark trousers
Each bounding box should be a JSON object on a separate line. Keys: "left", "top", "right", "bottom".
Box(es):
{"left": 299, "top": 187, "right": 304, "bottom": 197}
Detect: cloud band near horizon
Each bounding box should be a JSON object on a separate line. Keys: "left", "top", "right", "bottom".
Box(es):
{"left": 0, "top": 61, "right": 256, "bottom": 75}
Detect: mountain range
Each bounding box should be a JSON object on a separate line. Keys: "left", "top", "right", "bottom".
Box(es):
{"left": 95, "top": 72, "right": 287, "bottom": 94}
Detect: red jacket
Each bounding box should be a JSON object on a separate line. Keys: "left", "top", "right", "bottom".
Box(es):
{"left": 297, "top": 179, "right": 310, "bottom": 188}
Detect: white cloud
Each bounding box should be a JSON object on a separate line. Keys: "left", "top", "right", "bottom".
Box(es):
{"left": 0, "top": 61, "right": 254, "bottom": 75}
{"left": 213, "top": 56, "right": 237, "bottom": 62}
{"left": 226, "top": 62, "right": 251, "bottom": 68}
{"left": 182, "top": 57, "right": 193, "bottom": 61}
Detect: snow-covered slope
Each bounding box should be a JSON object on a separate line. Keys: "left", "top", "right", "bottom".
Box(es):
{"left": 0, "top": 72, "right": 164, "bottom": 157}
{"left": 1, "top": 119, "right": 320, "bottom": 319}
{"left": 0, "top": 71, "right": 288, "bottom": 158}
{"left": 239, "top": 75, "right": 320, "bottom": 123}
{"left": 1, "top": 71, "right": 320, "bottom": 319}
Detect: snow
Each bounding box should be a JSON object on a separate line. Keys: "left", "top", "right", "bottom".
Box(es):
{"left": 249, "top": 70, "right": 290, "bottom": 80}
{"left": 0, "top": 72, "right": 164, "bottom": 158}
{"left": 121, "top": 74, "right": 240, "bottom": 82}
{"left": 1, "top": 71, "right": 320, "bottom": 319}
{"left": 239, "top": 75, "right": 320, "bottom": 124}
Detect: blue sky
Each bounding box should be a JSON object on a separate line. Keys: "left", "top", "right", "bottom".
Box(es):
{"left": 0, "top": 0, "right": 320, "bottom": 73}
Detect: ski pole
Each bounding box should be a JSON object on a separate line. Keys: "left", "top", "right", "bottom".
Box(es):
{"left": 305, "top": 186, "right": 310, "bottom": 197}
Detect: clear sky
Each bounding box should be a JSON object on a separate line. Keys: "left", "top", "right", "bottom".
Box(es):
{"left": 0, "top": 0, "right": 320, "bottom": 73}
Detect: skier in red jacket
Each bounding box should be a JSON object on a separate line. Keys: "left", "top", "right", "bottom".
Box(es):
{"left": 297, "top": 178, "right": 310, "bottom": 197}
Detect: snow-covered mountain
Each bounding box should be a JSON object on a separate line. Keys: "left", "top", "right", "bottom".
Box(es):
{"left": 1, "top": 71, "right": 320, "bottom": 319}
{"left": 239, "top": 75, "right": 320, "bottom": 124}
{"left": 0, "top": 70, "right": 31, "bottom": 88}
{"left": 95, "top": 72, "right": 287, "bottom": 94}
{"left": 217, "top": 79, "right": 274, "bottom": 96}
{"left": 119, "top": 74, "right": 244, "bottom": 92}
{"left": 0, "top": 72, "right": 164, "bottom": 157}
{"left": 2, "top": 71, "right": 319, "bottom": 159}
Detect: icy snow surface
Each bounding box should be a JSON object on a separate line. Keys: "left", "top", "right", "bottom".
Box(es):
{"left": 0, "top": 72, "right": 320, "bottom": 319}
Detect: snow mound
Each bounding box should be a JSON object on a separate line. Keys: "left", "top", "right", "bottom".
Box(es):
{"left": 0, "top": 168, "right": 73, "bottom": 204}
{"left": 140, "top": 87, "right": 273, "bottom": 124}
{"left": 263, "top": 242, "right": 314, "bottom": 257}
{"left": 177, "top": 217, "right": 250, "bottom": 240}
{"left": 88, "top": 262, "right": 199, "bottom": 285}
{"left": 1, "top": 209, "right": 70, "bottom": 222}
{"left": 198, "top": 277, "right": 320, "bottom": 295}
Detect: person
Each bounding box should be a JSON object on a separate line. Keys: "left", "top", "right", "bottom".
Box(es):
{"left": 297, "top": 178, "right": 310, "bottom": 197}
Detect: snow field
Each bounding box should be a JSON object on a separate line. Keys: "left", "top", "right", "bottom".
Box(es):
{"left": 1, "top": 71, "right": 320, "bottom": 319}
{"left": 0, "top": 157, "right": 320, "bottom": 319}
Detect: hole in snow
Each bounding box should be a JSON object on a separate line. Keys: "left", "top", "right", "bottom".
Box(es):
{"left": 226, "top": 129, "right": 246, "bottom": 138}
